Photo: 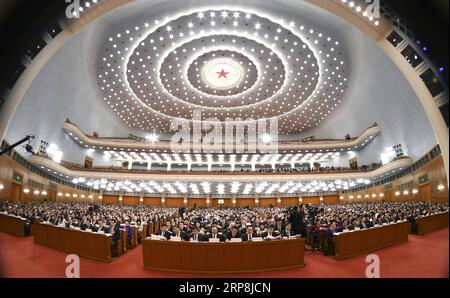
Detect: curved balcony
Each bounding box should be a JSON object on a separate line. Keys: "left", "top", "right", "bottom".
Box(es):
{"left": 31, "top": 154, "right": 412, "bottom": 184}
{"left": 63, "top": 120, "right": 381, "bottom": 153}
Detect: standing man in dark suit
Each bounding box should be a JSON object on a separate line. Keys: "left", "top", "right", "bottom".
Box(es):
{"left": 124, "top": 220, "right": 134, "bottom": 248}
{"left": 110, "top": 218, "right": 121, "bottom": 257}
{"left": 289, "top": 206, "right": 305, "bottom": 237}
{"left": 325, "top": 220, "right": 338, "bottom": 256}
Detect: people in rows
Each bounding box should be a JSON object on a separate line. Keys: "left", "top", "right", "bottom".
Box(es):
{"left": 1, "top": 200, "right": 447, "bottom": 245}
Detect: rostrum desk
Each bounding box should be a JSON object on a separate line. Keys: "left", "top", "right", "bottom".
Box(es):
{"left": 142, "top": 238, "right": 305, "bottom": 274}
{"left": 32, "top": 222, "right": 113, "bottom": 262}
{"left": 415, "top": 212, "right": 449, "bottom": 235}
{"left": 0, "top": 214, "right": 26, "bottom": 237}
{"left": 333, "top": 221, "right": 410, "bottom": 260}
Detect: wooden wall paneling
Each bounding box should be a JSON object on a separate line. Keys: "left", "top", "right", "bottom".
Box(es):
{"left": 143, "top": 197, "right": 161, "bottom": 206}
{"left": 323, "top": 195, "right": 340, "bottom": 205}
{"left": 123, "top": 196, "right": 140, "bottom": 206}
{"left": 420, "top": 184, "right": 431, "bottom": 201}
{"left": 259, "top": 198, "right": 277, "bottom": 207}
{"left": 102, "top": 195, "right": 119, "bottom": 205}
{"left": 211, "top": 198, "right": 231, "bottom": 207}
{"left": 302, "top": 196, "right": 320, "bottom": 205}
{"left": 236, "top": 198, "right": 255, "bottom": 207}
{"left": 187, "top": 198, "right": 206, "bottom": 207}
{"left": 11, "top": 182, "right": 21, "bottom": 201}
{"left": 281, "top": 197, "right": 299, "bottom": 206}
{"left": 165, "top": 198, "right": 184, "bottom": 207}
{"left": 48, "top": 189, "right": 56, "bottom": 202}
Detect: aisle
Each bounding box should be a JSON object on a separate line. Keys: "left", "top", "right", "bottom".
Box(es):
{"left": 0, "top": 228, "right": 448, "bottom": 278}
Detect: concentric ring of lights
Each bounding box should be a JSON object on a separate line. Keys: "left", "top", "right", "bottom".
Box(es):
{"left": 200, "top": 56, "right": 244, "bottom": 91}
{"left": 188, "top": 50, "right": 258, "bottom": 97}
{"left": 177, "top": 42, "right": 282, "bottom": 107}
{"left": 98, "top": 8, "right": 348, "bottom": 134}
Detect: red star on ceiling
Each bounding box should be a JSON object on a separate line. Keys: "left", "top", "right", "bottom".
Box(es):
{"left": 216, "top": 68, "right": 230, "bottom": 79}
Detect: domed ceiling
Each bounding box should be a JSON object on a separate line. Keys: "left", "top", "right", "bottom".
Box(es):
{"left": 97, "top": 7, "right": 348, "bottom": 135}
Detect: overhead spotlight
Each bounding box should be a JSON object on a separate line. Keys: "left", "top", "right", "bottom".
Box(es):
{"left": 261, "top": 133, "right": 272, "bottom": 144}
{"left": 145, "top": 133, "right": 159, "bottom": 144}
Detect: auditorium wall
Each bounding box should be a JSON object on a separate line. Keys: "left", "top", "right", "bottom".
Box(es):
{"left": 0, "top": 148, "right": 447, "bottom": 205}
{"left": 1, "top": 0, "right": 439, "bottom": 171}
{"left": 122, "top": 196, "right": 139, "bottom": 206}
{"left": 302, "top": 196, "right": 321, "bottom": 205}
{"left": 281, "top": 197, "right": 299, "bottom": 206}
{"left": 187, "top": 198, "right": 206, "bottom": 207}
{"left": 164, "top": 198, "right": 184, "bottom": 207}
{"left": 0, "top": 154, "right": 99, "bottom": 203}
{"left": 323, "top": 195, "right": 340, "bottom": 205}
{"left": 143, "top": 197, "right": 161, "bottom": 206}
{"left": 237, "top": 198, "right": 256, "bottom": 207}
{"left": 342, "top": 156, "right": 448, "bottom": 203}
{"left": 295, "top": 27, "right": 438, "bottom": 167}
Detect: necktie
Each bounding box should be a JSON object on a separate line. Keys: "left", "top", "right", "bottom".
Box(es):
{"left": 249, "top": 234, "right": 251, "bottom": 240}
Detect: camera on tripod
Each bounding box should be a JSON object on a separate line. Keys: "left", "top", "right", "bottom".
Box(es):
{"left": 306, "top": 205, "right": 324, "bottom": 224}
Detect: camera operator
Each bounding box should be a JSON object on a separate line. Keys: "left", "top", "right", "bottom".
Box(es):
{"left": 288, "top": 205, "right": 306, "bottom": 237}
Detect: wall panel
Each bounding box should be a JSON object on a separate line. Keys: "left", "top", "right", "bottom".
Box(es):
{"left": 211, "top": 198, "right": 230, "bottom": 207}
{"left": 281, "top": 197, "right": 299, "bottom": 206}
{"left": 144, "top": 197, "right": 161, "bottom": 206}
{"left": 259, "top": 198, "right": 277, "bottom": 207}
{"left": 165, "top": 198, "right": 184, "bottom": 207}
{"left": 188, "top": 198, "right": 206, "bottom": 207}
{"left": 323, "top": 195, "right": 340, "bottom": 205}
{"left": 236, "top": 198, "right": 255, "bottom": 207}
{"left": 102, "top": 195, "right": 119, "bottom": 205}
{"left": 123, "top": 196, "right": 140, "bottom": 206}
{"left": 302, "top": 196, "right": 320, "bottom": 205}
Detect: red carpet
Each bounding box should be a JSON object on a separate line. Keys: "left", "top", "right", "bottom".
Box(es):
{"left": 0, "top": 229, "right": 448, "bottom": 278}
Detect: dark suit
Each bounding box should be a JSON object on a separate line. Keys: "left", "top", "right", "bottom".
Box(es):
{"left": 206, "top": 233, "right": 225, "bottom": 242}
{"left": 275, "top": 224, "right": 285, "bottom": 232}
{"left": 226, "top": 231, "right": 242, "bottom": 240}
{"left": 156, "top": 230, "right": 171, "bottom": 240}
{"left": 97, "top": 225, "right": 110, "bottom": 233}
{"left": 112, "top": 224, "right": 121, "bottom": 240}
{"left": 171, "top": 231, "right": 188, "bottom": 241}
{"left": 110, "top": 223, "right": 121, "bottom": 257}
{"left": 189, "top": 233, "right": 205, "bottom": 242}
{"left": 241, "top": 233, "right": 258, "bottom": 241}
{"left": 281, "top": 230, "right": 296, "bottom": 238}
{"left": 81, "top": 224, "right": 97, "bottom": 232}
{"left": 359, "top": 221, "right": 373, "bottom": 229}
{"left": 261, "top": 231, "right": 280, "bottom": 238}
